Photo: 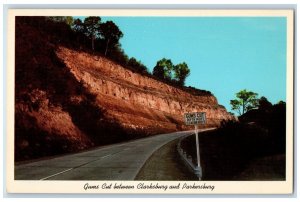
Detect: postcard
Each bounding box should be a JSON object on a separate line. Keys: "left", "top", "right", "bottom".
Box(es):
{"left": 6, "top": 8, "right": 294, "bottom": 194}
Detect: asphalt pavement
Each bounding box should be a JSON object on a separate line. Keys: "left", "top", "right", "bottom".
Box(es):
{"left": 15, "top": 130, "right": 195, "bottom": 180}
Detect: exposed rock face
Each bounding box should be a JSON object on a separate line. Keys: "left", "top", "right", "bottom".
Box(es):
{"left": 15, "top": 89, "right": 92, "bottom": 151}
{"left": 56, "top": 47, "right": 233, "bottom": 134}
{"left": 15, "top": 19, "right": 232, "bottom": 161}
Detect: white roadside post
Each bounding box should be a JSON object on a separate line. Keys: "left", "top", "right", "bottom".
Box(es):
{"left": 184, "top": 112, "right": 206, "bottom": 180}
{"left": 194, "top": 124, "right": 202, "bottom": 180}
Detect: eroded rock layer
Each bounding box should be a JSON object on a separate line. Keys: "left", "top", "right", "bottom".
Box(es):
{"left": 56, "top": 47, "right": 232, "bottom": 133}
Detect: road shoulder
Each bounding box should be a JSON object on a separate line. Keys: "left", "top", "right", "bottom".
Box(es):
{"left": 135, "top": 138, "right": 197, "bottom": 180}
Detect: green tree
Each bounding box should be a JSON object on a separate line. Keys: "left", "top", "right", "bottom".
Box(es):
{"left": 277, "top": 100, "right": 286, "bottom": 105}
{"left": 48, "top": 16, "right": 66, "bottom": 22}
{"left": 258, "top": 96, "right": 273, "bottom": 111}
{"left": 153, "top": 58, "right": 173, "bottom": 80}
{"left": 48, "top": 16, "right": 73, "bottom": 26}
{"left": 65, "top": 16, "right": 74, "bottom": 26}
{"left": 127, "top": 57, "right": 147, "bottom": 73}
{"left": 99, "top": 21, "right": 123, "bottom": 56}
{"left": 84, "top": 16, "right": 101, "bottom": 51}
{"left": 73, "top": 18, "right": 85, "bottom": 33}
{"left": 108, "top": 44, "right": 129, "bottom": 66}
{"left": 230, "top": 89, "right": 259, "bottom": 115}
{"left": 73, "top": 18, "right": 87, "bottom": 47}
{"left": 173, "top": 62, "right": 190, "bottom": 86}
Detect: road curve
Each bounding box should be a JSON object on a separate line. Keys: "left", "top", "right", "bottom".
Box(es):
{"left": 15, "top": 129, "right": 210, "bottom": 180}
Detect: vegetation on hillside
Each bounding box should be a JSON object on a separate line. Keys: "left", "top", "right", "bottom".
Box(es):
{"left": 153, "top": 58, "right": 190, "bottom": 86}
{"left": 15, "top": 16, "right": 215, "bottom": 161}
{"left": 230, "top": 89, "right": 259, "bottom": 115}
{"left": 181, "top": 94, "right": 286, "bottom": 180}
{"left": 15, "top": 17, "right": 136, "bottom": 161}
{"left": 17, "top": 16, "right": 211, "bottom": 96}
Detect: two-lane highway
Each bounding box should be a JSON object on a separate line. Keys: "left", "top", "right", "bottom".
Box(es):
{"left": 15, "top": 129, "right": 212, "bottom": 180}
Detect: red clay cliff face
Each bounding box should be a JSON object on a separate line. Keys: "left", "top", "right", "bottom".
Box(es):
{"left": 15, "top": 20, "right": 233, "bottom": 161}
{"left": 56, "top": 47, "right": 233, "bottom": 134}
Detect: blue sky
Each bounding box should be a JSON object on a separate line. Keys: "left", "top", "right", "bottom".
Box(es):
{"left": 98, "top": 17, "right": 287, "bottom": 113}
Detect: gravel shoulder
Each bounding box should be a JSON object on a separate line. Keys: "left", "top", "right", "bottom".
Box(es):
{"left": 135, "top": 138, "right": 197, "bottom": 180}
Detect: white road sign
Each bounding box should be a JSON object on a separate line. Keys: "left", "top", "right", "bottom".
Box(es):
{"left": 184, "top": 112, "right": 206, "bottom": 125}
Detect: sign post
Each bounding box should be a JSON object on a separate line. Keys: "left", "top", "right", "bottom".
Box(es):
{"left": 194, "top": 124, "right": 201, "bottom": 179}
{"left": 184, "top": 112, "right": 206, "bottom": 180}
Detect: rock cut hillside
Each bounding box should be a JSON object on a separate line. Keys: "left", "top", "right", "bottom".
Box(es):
{"left": 15, "top": 18, "right": 233, "bottom": 161}
{"left": 56, "top": 47, "right": 232, "bottom": 133}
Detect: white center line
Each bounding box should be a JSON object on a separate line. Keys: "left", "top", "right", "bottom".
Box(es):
{"left": 39, "top": 154, "right": 112, "bottom": 180}
{"left": 39, "top": 168, "right": 73, "bottom": 180}
{"left": 101, "top": 154, "right": 111, "bottom": 158}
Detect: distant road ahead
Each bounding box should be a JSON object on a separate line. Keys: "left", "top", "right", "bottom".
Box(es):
{"left": 15, "top": 129, "right": 212, "bottom": 180}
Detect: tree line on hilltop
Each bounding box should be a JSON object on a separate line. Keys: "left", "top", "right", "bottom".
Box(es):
{"left": 181, "top": 90, "right": 286, "bottom": 180}
{"left": 228, "top": 89, "right": 286, "bottom": 156}
{"left": 20, "top": 16, "right": 193, "bottom": 88}
{"left": 230, "top": 89, "right": 286, "bottom": 116}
